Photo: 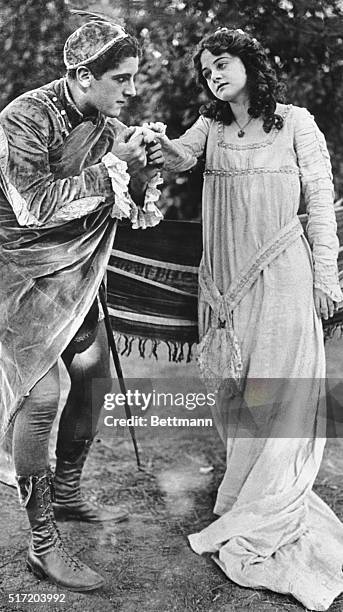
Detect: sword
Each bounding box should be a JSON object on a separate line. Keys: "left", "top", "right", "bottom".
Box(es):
{"left": 99, "top": 283, "right": 141, "bottom": 468}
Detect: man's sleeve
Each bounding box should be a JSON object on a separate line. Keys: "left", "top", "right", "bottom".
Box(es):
{"left": 0, "top": 97, "right": 114, "bottom": 227}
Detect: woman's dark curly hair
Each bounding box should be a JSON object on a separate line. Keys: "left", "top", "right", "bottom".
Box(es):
{"left": 193, "top": 28, "right": 285, "bottom": 132}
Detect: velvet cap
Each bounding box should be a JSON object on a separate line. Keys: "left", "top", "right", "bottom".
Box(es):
{"left": 64, "top": 21, "right": 128, "bottom": 70}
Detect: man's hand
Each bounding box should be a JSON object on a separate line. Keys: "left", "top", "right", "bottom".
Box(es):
{"left": 111, "top": 127, "right": 147, "bottom": 175}
{"left": 128, "top": 138, "right": 164, "bottom": 204}
{"left": 131, "top": 141, "right": 164, "bottom": 185}
{"left": 132, "top": 126, "right": 165, "bottom": 180}
{"left": 314, "top": 288, "right": 335, "bottom": 320}
{"left": 140, "top": 126, "right": 165, "bottom": 180}
{"left": 146, "top": 141, "right": 164, "bottom": 168}
{"left": 142, "top": 140, "right": 164, "bottom": 181}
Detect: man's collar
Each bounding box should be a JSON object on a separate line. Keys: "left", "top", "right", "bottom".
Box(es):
{"left": 63, "top": 78, "right": 102, "bottom": 126}
{"left": 63, "top": 79, "right": 84, "bottom": 120}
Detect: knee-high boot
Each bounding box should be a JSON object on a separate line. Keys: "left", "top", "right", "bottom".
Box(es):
{"left": 17, "top": 469, "right": 104, "bottom": 591}
{"left": 53, "top": 440, "right": 128, "bottom": 523}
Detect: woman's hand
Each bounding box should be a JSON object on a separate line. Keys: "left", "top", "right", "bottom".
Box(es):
{"left": 111, "top": 127, "right": 147, "bottom": 174}
{"left": 142, "top": 122, "right": 167, "bottom": 137}
{"left": 116, "top": 126, "right": 165, "bottom": 177}
{"left": 314, "top": 288, "right": 335, "bottom": 320}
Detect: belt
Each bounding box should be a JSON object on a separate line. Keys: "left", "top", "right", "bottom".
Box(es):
{"left": 197, "top": 216, "right": 304, "bottom": 392}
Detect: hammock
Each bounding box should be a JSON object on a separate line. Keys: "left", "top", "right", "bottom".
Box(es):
{"left": 107, "top": 208, "right": 343, "bottom": 361}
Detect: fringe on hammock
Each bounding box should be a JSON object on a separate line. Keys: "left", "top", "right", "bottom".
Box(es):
{"left": 113, "top": 333, "right": 196, "bottom": 363}
{"left": 324, "top": 321, "right": 343, "bottom": 341}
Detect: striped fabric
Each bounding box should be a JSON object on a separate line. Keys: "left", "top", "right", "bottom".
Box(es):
{"left": 107, "top": 208, "right": 343, "bottom": 361}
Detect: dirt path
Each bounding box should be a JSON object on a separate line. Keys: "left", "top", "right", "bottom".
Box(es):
{"left": 1, "top": 340, "right": 343, "bottom": 612}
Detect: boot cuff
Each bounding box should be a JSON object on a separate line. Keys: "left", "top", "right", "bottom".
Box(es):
{"left": 16, "top": 468, "right": 54, "bottom": 507}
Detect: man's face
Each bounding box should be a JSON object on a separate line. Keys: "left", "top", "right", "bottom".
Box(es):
{"left": 85, "top": 56, "right": 139, "bottom": 117}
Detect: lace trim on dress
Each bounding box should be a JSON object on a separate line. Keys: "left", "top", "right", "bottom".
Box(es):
{"left": 197, "top": 304, "right": 243, "bottom": 397}
{"left": 217, "top": 104, "right": 292, "bottom": 150}
{"left": 204, "top": 167, "right": 300, "bottom": 177}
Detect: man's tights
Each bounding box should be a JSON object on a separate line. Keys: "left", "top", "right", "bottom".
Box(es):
{"left": 13, "top": 321, "right": 111, "bottom": 476}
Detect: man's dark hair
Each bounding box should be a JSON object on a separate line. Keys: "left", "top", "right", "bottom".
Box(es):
{"left": 193, "top": 28, "right": 285, "bottom": 133}
{"left": 67, "top": 34, "right": 141, "bottom": 80}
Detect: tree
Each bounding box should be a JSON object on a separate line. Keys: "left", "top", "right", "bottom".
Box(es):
{"left": 0, "top": 0, "right": 70, "bottom": 106}
{"left": 123, "top": 0, "right": 343, "bottom": 216}
{"left": 1, "top": 0, "right": 342, "bottom": 217}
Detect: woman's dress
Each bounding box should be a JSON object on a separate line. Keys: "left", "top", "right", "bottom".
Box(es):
{"left": 161, "top": 103, "right": 343, "bottom": 611}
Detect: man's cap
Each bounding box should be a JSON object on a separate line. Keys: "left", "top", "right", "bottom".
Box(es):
{"left": 64, "top": 21, "right": 128, "bottom": 70}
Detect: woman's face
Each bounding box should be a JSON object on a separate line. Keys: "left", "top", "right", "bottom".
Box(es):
{"left": 200, "top": 49, "right": 249, "bottom": 104}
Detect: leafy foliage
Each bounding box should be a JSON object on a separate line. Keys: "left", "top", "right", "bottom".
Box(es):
{"left": 0, "top": 0, "right": 70, "bottom": 104}
{"left": 1, "top": 0, "right": 342, "bottom": 217}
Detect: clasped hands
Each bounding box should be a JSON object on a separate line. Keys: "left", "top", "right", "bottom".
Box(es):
{"left": 111, "top": 125, "right": 338, "bottom": 324}
{"left": 111, "top": 123, "right": 165, "bottom": 180}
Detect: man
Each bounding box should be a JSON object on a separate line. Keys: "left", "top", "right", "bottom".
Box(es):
{"left": 0, "top": 20, "right": 163, "bottom": 591}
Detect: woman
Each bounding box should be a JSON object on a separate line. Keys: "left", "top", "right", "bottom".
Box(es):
{"left": 147, "top": 28, "right": 343, "bottom": 610}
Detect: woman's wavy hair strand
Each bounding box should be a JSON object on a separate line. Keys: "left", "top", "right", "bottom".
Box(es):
{"left": 193, "top": 28, "right": 285, "bottom": 132}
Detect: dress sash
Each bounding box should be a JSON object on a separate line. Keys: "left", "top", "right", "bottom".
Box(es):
{"left": 197, "top": 216, "right": 304, "bottom": 392}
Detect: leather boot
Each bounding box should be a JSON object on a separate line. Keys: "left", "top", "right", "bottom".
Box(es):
{"left": 17, "top": 469, "right": 104, "bottom": 592}
{"left": 53, "top": 440, "right": 128, "bottom": 523}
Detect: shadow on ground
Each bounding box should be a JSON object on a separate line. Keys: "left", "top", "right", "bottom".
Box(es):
{"left": 0, "top": 339, "right": 343, "bottom": 612}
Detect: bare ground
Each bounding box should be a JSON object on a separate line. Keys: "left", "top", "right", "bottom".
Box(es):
{"left": 1, "top": 339, "right": 343, "bottom": 612}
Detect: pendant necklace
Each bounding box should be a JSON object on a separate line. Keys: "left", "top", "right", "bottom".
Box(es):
{"left": 234, "top": 116, "right": 253, "bottom": 138}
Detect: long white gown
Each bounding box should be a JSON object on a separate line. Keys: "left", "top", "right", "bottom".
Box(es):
{"left": 161, "top": 103, "right": 343, "bottom": 610}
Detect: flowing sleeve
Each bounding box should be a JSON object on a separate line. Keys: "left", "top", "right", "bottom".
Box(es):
{"left": 0, "top": 97, "right": 118, "bottom": 228}
{"left": 102, "top": 154, "right": 163, "bottom": 230}
{"left": 0, "top": 98, "right": 162, "bottom": 230}
{"left": 293, "top": 107, "right": 343, "bottom": 303}
{"left": 159, "top": 115, "right": 210, "bottom": 172}
{"left": 101, "top": 119, "right": 164, "bottom": 229}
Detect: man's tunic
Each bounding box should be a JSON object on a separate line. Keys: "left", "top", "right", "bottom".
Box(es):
{"left": 0, "top": 78, "right": 146, "bottom": 435}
